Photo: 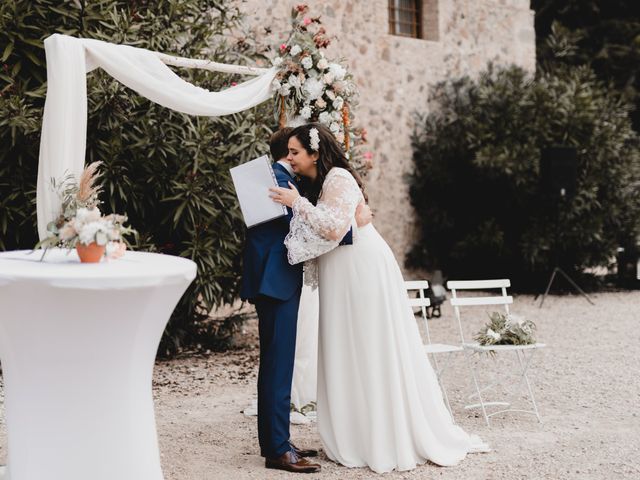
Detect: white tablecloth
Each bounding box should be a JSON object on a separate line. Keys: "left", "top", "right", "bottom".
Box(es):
{"left": 0, "top": 249, "right": 197, "bottom": 480}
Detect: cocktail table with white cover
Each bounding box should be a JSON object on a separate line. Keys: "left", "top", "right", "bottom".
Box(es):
{"left": 0, "top": 249, "right": 197, "bottom": 480}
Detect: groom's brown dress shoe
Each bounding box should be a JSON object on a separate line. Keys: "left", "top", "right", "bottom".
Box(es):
{"left": 290, "top": 441, "right": 319, "bottom": 458}
{"left": 265, "top": 450, "right": 321, "bottom": 473}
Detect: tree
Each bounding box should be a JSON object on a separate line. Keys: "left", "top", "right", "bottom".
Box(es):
{"left": 408, "top": 63, "right": 640, "bottom": 289}
{"left": 532, "top": 0, "right": 640, "bottom": 129}
{"left": 0, "top": 0, "right": 274, "bottom": 353}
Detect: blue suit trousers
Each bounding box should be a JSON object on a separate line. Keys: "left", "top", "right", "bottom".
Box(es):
{"left": 254, "top": 287, "right": 302, "bottom": 458}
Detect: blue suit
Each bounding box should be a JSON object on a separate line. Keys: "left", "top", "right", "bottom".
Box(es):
{"left": 240, "top": 162, "right": 351, "bottom": 458}
{"left": 240, "top": 163, "right": 302, "bottom": 303}
{"left": 240, "top": 162, "right": 302, "bottom": 458}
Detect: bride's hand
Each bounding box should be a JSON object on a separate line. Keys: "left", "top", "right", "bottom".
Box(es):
{"left": 269, "top": 181, "right": 300, "bottom": 208}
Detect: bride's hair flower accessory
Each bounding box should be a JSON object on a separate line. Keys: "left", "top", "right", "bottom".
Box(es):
{"left": 309, "top": 127, "right": 320, "bottom": 151}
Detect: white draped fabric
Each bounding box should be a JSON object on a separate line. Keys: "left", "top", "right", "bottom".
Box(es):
{"left": 37, "top": 33, "right": 277, "bottom": 239}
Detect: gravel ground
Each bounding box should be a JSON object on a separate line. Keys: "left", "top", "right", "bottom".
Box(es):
{"left": 1, "top": 292, "right": 639, "bottom": 479}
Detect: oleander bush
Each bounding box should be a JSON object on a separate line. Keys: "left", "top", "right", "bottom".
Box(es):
{"left": 0, "top": 0, "right": 273, "bottom": 353}
{"left": 408, "top": 60, "right": 640, "bottom": 289}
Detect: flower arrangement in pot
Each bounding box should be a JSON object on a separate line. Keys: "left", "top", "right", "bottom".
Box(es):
{"left": 59, "top": 208, "right": 131, "bottom": 262}
{"left": 36, "top": 162, "right": 135, "bottom": 263}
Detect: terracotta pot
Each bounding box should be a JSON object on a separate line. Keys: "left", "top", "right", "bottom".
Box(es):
{"left": 76, "top": 242, "right": 106, "bottom": 263}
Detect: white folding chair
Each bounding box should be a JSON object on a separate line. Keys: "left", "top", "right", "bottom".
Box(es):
{"left": 447, "top": 279, "right": 545, "bottom": 426}
{"left": 405, "top": 280, "right": 463, "bottom": 419}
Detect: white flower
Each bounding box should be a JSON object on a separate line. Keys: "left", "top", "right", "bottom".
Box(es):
{"left": 300, "top": 105, "right": 312, "bottom": 119}
{"left": 507, "top": 314, "right": 525, "bottom": 326}
{"left": 332, "top": 96, "right": 344, "bottom": 110}
{"left": 486, "top": 328, "right": 501, "bottom": 341}
{"left": 271, "top": 56, "right": 283, "bottom": 67}
{"left": 309, "top": 127, "right": 320, "bottom": 151}
{"left": 331, "top": 110, "right": 342, "bottom": 121}
{"left": 78, "top": 220, "right": 109, "bottom": 246}
{"left": 317, "top": 58, "right": 329, "bottom": 70}
{"left": 318, "top": 111, "right": 331, "bottom": 125}
{"left": 303, "top": 76, "right": 325, "bottom": 100}
{"left": 288, "top": 73, "right": 302, "bottom": 89}
{"left": 325, "top": 89, "right": 336, "bottom": 101}
{"left": 289, "top": 45, "right": 302, "bottom": 56}
{"left": 323, "top": 72, "right": 335, "bottom": 85}
{"left": 329, "top": 122, "right": 340, "bottom": 134}
{"left": 279, "top": 83, "right": 291, "bottom": 96}
{"left": 329, "top": 63, "right": 346, "bottom": 81}
{"left": 315, "top": 98, "right": 327, "bottom": 110}
{"left": 287, "top": 115, "right": 306, "bottom": 128}
{"left": 335, "top": 131, "right": 345, "bottom": 143}
{"left": 271, "top": 78, "right": 282, "bottom": 92}
{"left": 96, "top": 230, "right": 108, "bottom": 246}
{"left": 301, "top": 56, "right": 313, "bottom": 70}
{"left": 75, "top": 207, "right": 101, "bottom": 226}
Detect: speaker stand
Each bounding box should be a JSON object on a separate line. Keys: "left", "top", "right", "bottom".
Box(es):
{"left": 538, "top": 186, "right": 596, "bottom": 308}
{"left": 538, "top": 266, "right": 595, "bottom": 308}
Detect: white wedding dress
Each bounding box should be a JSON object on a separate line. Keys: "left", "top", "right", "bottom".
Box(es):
{"left": 285, "top": 167, "right": 485, "bottom": 473}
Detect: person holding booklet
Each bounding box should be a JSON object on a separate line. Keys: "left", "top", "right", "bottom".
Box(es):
{"left": 239, "top": 128, "right": 372, "bottom": 473}
{"left": 269, "top": 123, "right": 490, "bottom": 474}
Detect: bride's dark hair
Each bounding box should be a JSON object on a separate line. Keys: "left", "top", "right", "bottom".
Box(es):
{"left": 288, "top": 123, "right": 367, "bottom": 205}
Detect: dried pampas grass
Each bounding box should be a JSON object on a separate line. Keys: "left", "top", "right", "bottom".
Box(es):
{"left": 77, "top": 161, "right": 103, "bottom": 205}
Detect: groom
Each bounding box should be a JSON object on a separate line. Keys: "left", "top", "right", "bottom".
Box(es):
{"left": 240, "top": 127, "right": 371, "bottom": 473}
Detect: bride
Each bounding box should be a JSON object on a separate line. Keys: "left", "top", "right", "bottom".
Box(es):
{"left": 270, "top": 123, "right": 487, "bottom": 473}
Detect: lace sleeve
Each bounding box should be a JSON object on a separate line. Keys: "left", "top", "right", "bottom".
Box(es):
{"left": 285, "top": 168, "right": 363, "bottom": 266}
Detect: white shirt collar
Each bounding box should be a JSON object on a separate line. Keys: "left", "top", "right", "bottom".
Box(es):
{"left": 277, "top": 160, "right": 295, "bottom": 177}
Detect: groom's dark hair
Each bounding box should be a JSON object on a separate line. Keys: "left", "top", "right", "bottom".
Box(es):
{"left": 269, "top": 127, "right": 293, "bottom": 161}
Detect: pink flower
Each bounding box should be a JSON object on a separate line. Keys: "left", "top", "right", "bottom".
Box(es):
{"left": 107, "top": 241, "right": 127, "bottom": 260}
{"left": 59, "top": 221, "right": 77, "bottom": 241}
{"left": 363, "top": 151, "right": 374, "bottom": 169}
{"left": 303, "top": 17, "right": 312, "bottom": 26}
{"left": 280, "top": 43, "right": 287, "bottom": 52}
{"left": 231, "top": 82, "right": 238, "bottom": 87}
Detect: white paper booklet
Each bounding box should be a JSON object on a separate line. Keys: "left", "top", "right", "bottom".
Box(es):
{"left": 230, "top": 155, "right": 287, "bottom": 228}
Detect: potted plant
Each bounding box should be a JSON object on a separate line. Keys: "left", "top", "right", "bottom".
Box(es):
{"left": 36, "top": 162, "right": 135, "bottom": 262}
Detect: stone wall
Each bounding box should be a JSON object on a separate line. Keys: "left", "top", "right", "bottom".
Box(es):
{"left": 236, "top": 0, "right": 536, "bottom": 269}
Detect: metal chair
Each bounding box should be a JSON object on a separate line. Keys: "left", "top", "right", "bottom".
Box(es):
{"left": 405, "top": 280, "right": 463, "bottom": 419}
{"left": 447, "top": 279, "right": 545, "bottom": 426}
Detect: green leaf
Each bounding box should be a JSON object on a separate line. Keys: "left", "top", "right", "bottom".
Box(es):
{"left": 1, "top": 42, "right": 14, "bottom": 62}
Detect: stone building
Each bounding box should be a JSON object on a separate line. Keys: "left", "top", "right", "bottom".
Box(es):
{"left": 238, "top": 0, "right": 536, "bottom": 268}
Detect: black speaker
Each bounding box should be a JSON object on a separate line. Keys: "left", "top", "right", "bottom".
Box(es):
{"left": 540, "top": 146, "right": 578, "bottom": 197}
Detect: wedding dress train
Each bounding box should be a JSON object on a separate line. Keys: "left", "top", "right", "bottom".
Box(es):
{"left": 285, "top": 167, "right": 486, "bottom": 473}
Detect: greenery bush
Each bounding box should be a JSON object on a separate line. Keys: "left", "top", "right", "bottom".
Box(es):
{"left": 408, "top": 60, "right": 640, "bottom": 289}
{"left": 0, "top": 0, "right": 273, "bottom": 353}
{"left": 532, "top": 0, "right": 640, "bottom": 130}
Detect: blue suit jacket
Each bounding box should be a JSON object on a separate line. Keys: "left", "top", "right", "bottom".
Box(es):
{"left": 240, "top": 162, "right": 352, "bottom": 302}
